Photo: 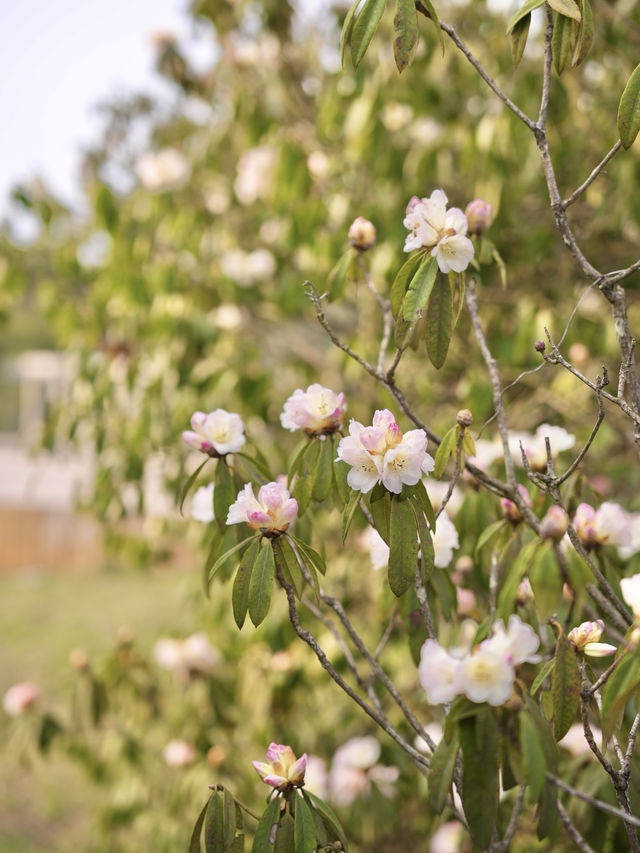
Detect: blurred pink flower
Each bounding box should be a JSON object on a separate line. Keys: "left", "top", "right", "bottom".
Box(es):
{"left": 162, "top": 739, "right": 196, "bottom": 767}
{"left": 280, "top": 384, "right": 346, "bottom": 436}
{"left": 3, "top": 682, "right": 39, "bottom": 715}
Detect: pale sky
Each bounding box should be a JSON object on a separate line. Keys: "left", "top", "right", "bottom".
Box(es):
{"left": 0, "top": 0, "right": 214, "bottom": 227}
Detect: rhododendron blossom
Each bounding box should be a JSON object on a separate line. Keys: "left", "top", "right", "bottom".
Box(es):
{"left": 252, "top": 743, "right": 307, "bottom": 791}
{"left": 509, "top": 424, "right": 575, "bottom": 471}
{"left": 3, "top": 682, "right": 39, "bottom": 715}
{"left": 182, "top": 409, "right": 245, "bottom": 456}
{"left": 280, "top": 384, "right": 346, "bottom": 436}
{"left": 336, "top": 409, "right": 434, "bottom": 494}
{"left": 227, "top": 481, "right": 298, "bottom": 535}
{"left": 459, "top": 647, "right": 515, "bottom": 706}
{"left": 481, "top": 615, "right": 541, "bottom": 666}
{"left": 418, "top": 639, "right": 463, "bottom": 704}
{"left": 191, "top": 484, "right": 214, "bottom": 522}
{"left": 403, "top": 189, "right": 474, "bottom": 274}
{"left": 162, "top": 739, "right": 196, "bottom": 767}
{"left": 573, "top": 502, "right": 631, "bottom": 549}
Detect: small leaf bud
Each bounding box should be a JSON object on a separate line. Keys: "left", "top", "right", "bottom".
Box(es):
{"left": 456, "top": 408, "right": 473, "bottom": 428}
{"left": 464, "top": 198, "right": 493, "bottom": 236}
{"left": 348, "top": 217, "right": 376, "bottom": 251}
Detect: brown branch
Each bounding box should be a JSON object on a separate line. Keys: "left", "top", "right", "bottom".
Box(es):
{"left": 557, "top": 800, "right": 597, "bottom": 853}
{"left": 563, "top": 141, "right": 623, "bottom": 208}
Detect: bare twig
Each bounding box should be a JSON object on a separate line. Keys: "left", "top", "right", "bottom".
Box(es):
{"left": 563, "top": 141, "right": 623, "bottom": 208}
{"left": 546, "top": 774, "right": 640, "bottom": 829}
{"left": 554, "top": 385, "right": 606, "bottom": 486}
{"left": 556, "top": 800, "right": 597, "bottom": 853}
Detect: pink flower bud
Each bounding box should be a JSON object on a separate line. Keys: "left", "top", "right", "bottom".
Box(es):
{"left": 348, "top": 217, "right": 376, "bottom": 251}
{"left": 252, "top": 743, "right": 307, "bottom": 791}
{"left": 568, "top": 619, "right": 604, "bottom": 650}
{"left": 539, "top": 505, "right": 569, "bottom": 540}
{"left": 501, "top": 485, "right": 531, "bottom": 524}
{"left": 464, "top": 198, "right": 493, "bottom": 235}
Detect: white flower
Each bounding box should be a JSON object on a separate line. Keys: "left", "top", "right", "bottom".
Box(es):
{"left": 433, "top": 513, "right": 459, "bottom": 568}
{"left": 418, "top": 639, "right": 463, "bottom": 705}
{"left": 425, "top": 479, "right": 463, "bottom": 517}
{"left": 154, "top": 633, "right": 220, "bottom": 680}
{"left": 191, "top": 484, "right": 214, "bottom": 522}
{"left": 336, "top": 409, "right": 434, "bottom": 495}
{"left": 328, "top": 736, "right": 397, "bottom": 806}
{"left": 364, "top": 527, "right": 389, "bottom": 571}
{"left": 280, "top": 384, "right": 346, "bottom": 436}
{"left": 509, "top": 424, "right": 575, "bottom": 471}
{"left": 574, "top": 502, "right": 631, "bottom": 549}
{"left": 182, "top": 409, "right": 246, "bottom": 456}
{"left": 162, "top": 739, "right": 196, "bottom": 767}
{"left": 135, "top": 148, "right": 190, "bottom": 192}
{"left": 226, "top": 482, "right": 298, "bottom": 534}
{"left": 3, "top": 682, "right": 39, "bottom": 715}
{"left": 234, "top": 146, "right": 277, "bottom": 205}
{"left": 302, "top": 755, "right": 329, "bottom": 799}
{"left": 621, "top": 573, "right": 640, "bottom": 621}
{"left": 481, "top": 615, "right": 541, "bottom": 666}
{"left": 403, "top": 189, "right": 474, "bottom": 274}
{"left": 430, "top": 821, "right": 466, "bottom": 853}
{"left": 459, "top": 647, "right": 515, "bottom": 706}
{"left": 619, "top": 513, "right": 640, "bottom": 560}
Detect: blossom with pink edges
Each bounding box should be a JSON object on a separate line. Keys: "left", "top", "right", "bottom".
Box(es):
{"left": 3, "top": 682, "right": 39, "bottom": 715}
{"left": 573, "top": 501, "right": 631, "bottom": 549}
{"left": 226, "top": 481, "right": 298, "bottom": 535}
{"left": 280, "top": 384, "right": 346, "bottom": 436}
{"left": 182, "top": 409, "right": 245, "bottom": 456}
{"left": 252, "top": 743, "right": 307, "bottom": 791}
{"left": 403, "top": 189, "right": 474, "bottom": 274}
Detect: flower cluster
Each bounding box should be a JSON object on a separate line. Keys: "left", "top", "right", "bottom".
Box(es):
{"left": 182, "top": 409, "right": 246, "bottom": 457}
{"left": 573, "top": 502, "right": 631, "bottom": 549}
{"left": 419, "top": 615, "right": 540, "bottom": 706}
{"left": 336, "top": 409, "right": 434, "bottom": 494}
{"left": 280, "top": 384, "right": 346, "bottom": 436}
{"left": 403, "top": 189, "right": 474, "bottom": 274}
{"left": 227, "top": 481, "right": 298, "bottom": 535}
{"left": 252, "top": 743, "right": 307, "bottom": 791}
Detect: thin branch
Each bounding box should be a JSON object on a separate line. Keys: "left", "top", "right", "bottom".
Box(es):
{"left": 373, "top": 608, "right": 397, "bottom": 661}
{"left": 556, "top": 799, "right": 597, "bottom": 853}
{"left": 623, "top": 714, "right": 640, "bottom": 777}
{"left": 498, "top": 786, "right": 526, "bottom": 851}
{"left": 546, "top": 774, "right": 640, "bottom": 829}
{"left": 619, "top": 339, "right": 637, "bottom": 400}
{"left": 554, "top": 386, "right": 605, "bottom": 486}
{"left": 585, "top": 652, "right": 628, "bottom": 697}
{"left": 357, "top": 254, "right": 393, "bottom": 375}
{"left": 563, "top": 141, "right": 623, "bottom": 208}
{"left": 434, "top": 428, "right": 464, "bottom": 521}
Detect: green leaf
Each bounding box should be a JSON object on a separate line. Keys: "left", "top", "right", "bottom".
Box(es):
{"left": 496, "top": 538, "right": 539, "bottom": 621}
{"left": 459, "top": 709, "right": 500, "bottom": 850}
{"left": 601, "top": 652, "right": 640, "bottom": 739}
{"left": 390, "top": 251, "right": 425, "bottom": 319}
{"left": 506, "top": 0, "right": 545, "bottom": 35}
{"left": 292, "top": 439, "right": 320, "bottom": 516}
{"left": 90, "top": 677, "right": 108, "bottom": 725}
{"left": 328, "top": 249, "right": 357, "bottom": 302}
{"left": 273, "top": 537, "right": 304, "bottom": 598}
{"left": 180, "top": 458, "right": 210, "bottom": 514}
{"left": 340, "top": 1, "right": 359, "bottom": 67}
{"left": 38, "top": 713, "right": 63, "bottom": 754}
{"left": 618, "top": 64, "right": 640, "bottom": 150}
{"left": 530, "top": 657, "right": 555, "bottom": 696}
{"left": 334, "top": 458, "right": 351, "bottom": 505}
{"left": 189, "top": 799, "right": 209, "bottom": 853}
{"left": 426, "top": 275, "right": 453, "bottom": 369}
{"left": 510, "top": 13, "right": 530, "bottom": 66}
{"left": 232, "top": 538, "right": 260, "bottom": 629}
{"left": 273, "top": 812, "right": 294, "bottom": 853}
{"left": 393, "top": 0, "right": 418, "bottom": 72}
{"left": 572, "top": 0, "right": 593, "bottom": 67}
{"left": 433, "top": 426, "right": 456, "bottom": 479}
{"left": 444, "top": 696, "right": 479, "bottom": 742}
{"left": 204, "top": 790, "right": 225, "bottom": 853}
{"left": 411, "top": 496, "right": 434, "bottom": 580}
{"left": 214, "top": 460, "right": 235, "bottom": 527}
{"left": 294, "top": 795, "right": 317, "bottom": 853}
{"left": 289, "top": 535, "right": 326, "bottom": 576}
{"left": 369, "top": 483, "right": 392, "bottom": 544}
{"left": 388, "top": 496, "right": 419, "bottom": 596}
{"left": 551, "top": 633, "right": 580, "bottom": 741}
{"left": 252, "top": 798, "right": 280, "bottom": 853}
{"left": 312, "top": 437, "right": 334, "bottom": 502}
{"left": 417, "top": 0, "right": 445, "bottom": 53}
{"left": 428, "top": 733, "right": 459, "bottom": 812}
{"left": 234, "top": 451, "right": 272, "bottom": 483}
{"left": 342, "top": 489, "right": 361, "bottom": 542}
{"left": 287, "top": 438, "right": 311, "bottom": 480}
{"left": 208, "top": 535, "right": 257, "bottom": 586}
{"left": 551, "top": 11, "right": 574, "bottom": 75}
{"left": 223, "top": 788, "right": 237, "bottom": 851}
{"left": 351, "top": 0, "right": 387, "bottom": 69}
{"left": 248, "top": 541, "right": 276, "bottom": 627}
{"left": 402, "top": 255, "right": 438, "bottom": 324}
{"left": 474, "top": 519, "right": 507, "bottom": 554}
{"left": 548, "top": 0, "right": 581, "bottom": 19}
{"left": 302, "top": 791, "right": 348, "bottom": 851}
{"left": 528, "top": 541, "right": 562, "bottom": 623}
{"left": 409, "top": 478, "right": 436, "bottom": 530}
{"left": 536, "top": 781, "right": 557, "bottom": 840}
{"left": 520, "top": 713, "right": 547, "bottom": 801}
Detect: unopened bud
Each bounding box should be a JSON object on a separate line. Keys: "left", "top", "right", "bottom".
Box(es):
{"left": 539, "top": 505, "right": 569, "bottom": 541}
{"left": 534, "top": 340, "right": 546, "bottom": 353}
{"left": 348, "top": 217, "right": 376, "bottom": 251}
{"left": 568, "top": 619, "right": 604, "bottom": 650}
{"left": 456, "top": 408, "right": 473, "bottom": 428}
{"left": 516, "top": 577, "right": 534, "bottom": 606}
{"left": 464, "top": 198, "right": 493, "bottom": 236}
{"left": 501, "top": 485, "right": 531, "bottom": 524}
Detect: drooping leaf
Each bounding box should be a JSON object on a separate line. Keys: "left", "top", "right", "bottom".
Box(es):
{"left": 428, "top": 732, "right": 459, "bottom": 812}
{"left": 369, "top": 482, "right": 392, "bottom": 544}
{"left": 506, "top": 0, "right": 545, "bottom": 35}
{"left": 350, "top": 0, "right": 387, "bottom": 69}
{"left": 411, "top": 497, "right": 434, "bottom": 580}
{"left": 601, "top": 652, "right": 640, "bottom": 738}
{"left": 292, "top": 439, "right": 321, "bottom": 516}
{"left": 444, "top": 696, "right": 478, "bottom": 742}
{"left": 294, "top": 795, "right": 317, "bottom": 853}
{"left": 496, "top": 538, "right": 539, "bottom": 621}
{"left": 528, "top": 541, "right": 562, "bottom": 622}
{"left": 208, "top": 535, "right": 257, "bottom": 587}
{"left": 572, "top": 0, "right": 593, "bottom": 67}
{"left": 530, "top": 657, "right": 555, "bottom": 696}
{"left": 393, "top": 0, "right": 418, "bottom": 72}
{"left": 618, "top": 64, "right": 640, "bottom": 150}
{"left": 340, "top": 1, "right": 360, "bottom": 67}
{"left": 409, "top": 478, "right": 436, "bottom": 530}
{"left": 273, "top": 536, "right": 304, "bottom": 598}
{"left": 190, "top": 799, "right": 210, "bottom": 853}
{"left": 232, "top": 538, "right": 260, "bottom": 628}
{"left": 312, "top": 436, "right": 335, "bottom": 502}
{"left": 425, "top": 274, "right": 453, "bottom": 369}
{"left": 388, "top": 496, "right": 419, "bottom": 596}
{"left": 510, "top": 13, "right": 530, "bottom": 66}
{"left": 90, "top": 677, "right": 108, "bottom": 725}
{"left": 342, "top": 489, "right": 362, "bottom": 542}
{"left": 433, "top": 426, "right": 456, "bottom": 479}
{"left": 204, "top": 790, "right": 225, "bottom": 853}
{"left": 214, "top": 460, "right": 235, "bottom": 528}
{"left": 248, "top": 541, "right": 276, "bottom": 627}
{"left": 474, "top": 519, "right": 507, "bottom": 555}
{"left": 390, "top": 250, "right": 425, "bottom": 319}
{"left": 402, "top": 255, "right": 438, "bottom": 325}
{"left": 289, "top": 535, "right": 327, "bottom": 576}
{"left": 551, "top": 632, "right": 580, "bottom": 741}
{"left": 417, "top": 0, "right": 444, "bottom": 53}
{"left": 180, "top": 458, "right": 210, "bottom": 514}
{"left": 548, "top": 0, "right": 581, "bottom": 19}
{"left": 536, "top": 781, "right": 558, "bottom": 840}
{"left": 459, "top": 709, "right": 500, "bottom": 850}
{"left": 252, "top": 798, "right": 280, "bottom": 853}
{"left": 38, "top": 713, "right": 63, "bottom": 753}
{"left": 273, "top": 812, "right": 294, "bottom": 853}
{"left": 223, "top": 789, "right": 237, "bottom": 851}
{"left": 302, "top": 791, "right": 348, "bottom": 851}
{"left": 551, "top": 11, "right": 574, "bottom": 75}
{"left": 287, "top": 438, "right": 311, "bottom": 480}
{"left": 520, "top": 713, "right": 547, "bottom": 801}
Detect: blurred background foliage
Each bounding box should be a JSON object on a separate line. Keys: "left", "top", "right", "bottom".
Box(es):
{"left": 3, "top": 0, "right": 640, "bottom": 850}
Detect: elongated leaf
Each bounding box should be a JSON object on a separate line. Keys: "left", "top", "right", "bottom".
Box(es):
{"left": 459, "top": 710, "right": 500, "bottom": 850}
{"left": 418, "top": 0, "right": 444, "bottom": 52}
{"left": 369, "top": 483, "right": 391, "bottom": 544}
{"left": 428, "top": 733, "right": 459, "bottom": 812}
{"left": 496, "top": 538, "right": 539, "bottom": 621}
{"left": 551, "top": 633, "right": 580, "bottom": 741}
{"left": 536, "top": 781, "right": 557, "bottom": 840}
{"left": 548, "top": 0, "right": 581, "bottom": 19}
{"left": 289, "top": 535, "right": 326, "bottom": 576}
{"left": 551, "top": 11, "right": 574, "bottom": 75}
{"left": 351, "top": 0, "right": 387, "bottom": 69}
{"left": 506, "top": 0, "right": 545, "bottom": 35}
{"left": 530, "top": 657, "right": 555, "bottom": 696}
{"left": 209, "top": 535, "right": 257, "bottom": 586}
{"left": 252, "top": 798, "right": 280, "bottom": 853}
{"left": 411, "top": 497, "right": 434, "bottom": 580}
{"left": 388, "top": 496, "right": 419, "bottom": 596}
{"left": 520, "top": 713, "right": 547, "bottom": 801}
{"left": 340, "top": 1, "right": 360, "bottom": 67}
{"left": 475, "top": 519, "right": 507, "bottom": 554}
{"left": 328, "top": 248, "right": 357, "bottom": 302}
{"left": 334, "top": 457, "right": 350, "bottom": 504}
{"left": 510, "top": 13, "right": 530, "bottom": 66}
{"left": 249, "top": 542, "right": 276, "bottom": 627}
{"left": 294, "top": 795, "right": 317, "bottom": 853}
{"left": 443, "top": 696, "right": 478, "bottom": 742}
{"left": 288, "top": 438, "right": 311, "bottom": 480}
{"left": 273, "top": 812, "right": 294, "bottom": 853}
{"left": 232, "top": 538, "right": 260, "bottom": 628}
{"left": 214, "top": 460, "right": 235, "bottom": 527}
{"left": 273, "top": 536, "right": 303, "bottom": 598}
{"left": 409, "top": 478, "right": 436, "bottom": 530}
{"left": 312, "top": 437, "right": 334, "bottom": 502}
{"left": 618, "top": 64, "right": 640, "bottom": 150}
{"left": 572, "top": 0, "right": 593, "bottom": 67}
{"left": 601, "top": 652, "right": 640, "bottom": 738}
{"left": 426, "top": 275, "right": 453, "bottom": 369}
{"left": 390, "top": 251, "right": 425, "bottom": 319}
{"left": 393, "top": 0, "right": 418, "bottom": 72}
{"left": 223, "top": 789, "right": 237, "bottom": 851}
{"left": 180, "top": 458, "right": 210, "bottom": 514}
{"left": 402, "top": 255, "right": 438, "bottom": 324}
{"left": 433, "top": 426, "right": 456, "bottom": 479}
{"left": 529, "top": 541, "right": 562, "bottom": 622}
{"left": 292, "top": 439, "right": 320, "bottom": 516}
{"left": 302, "top": 791, "right": 348, "bottom": 851}
{"left": 342, "top": 489, "right": 361, "bottom": 542}
{"left": 204, "top": 790, "right": 225, "bottom": 853}
{"left": 190, "top": 799, "right": 209, "bottom": 853}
